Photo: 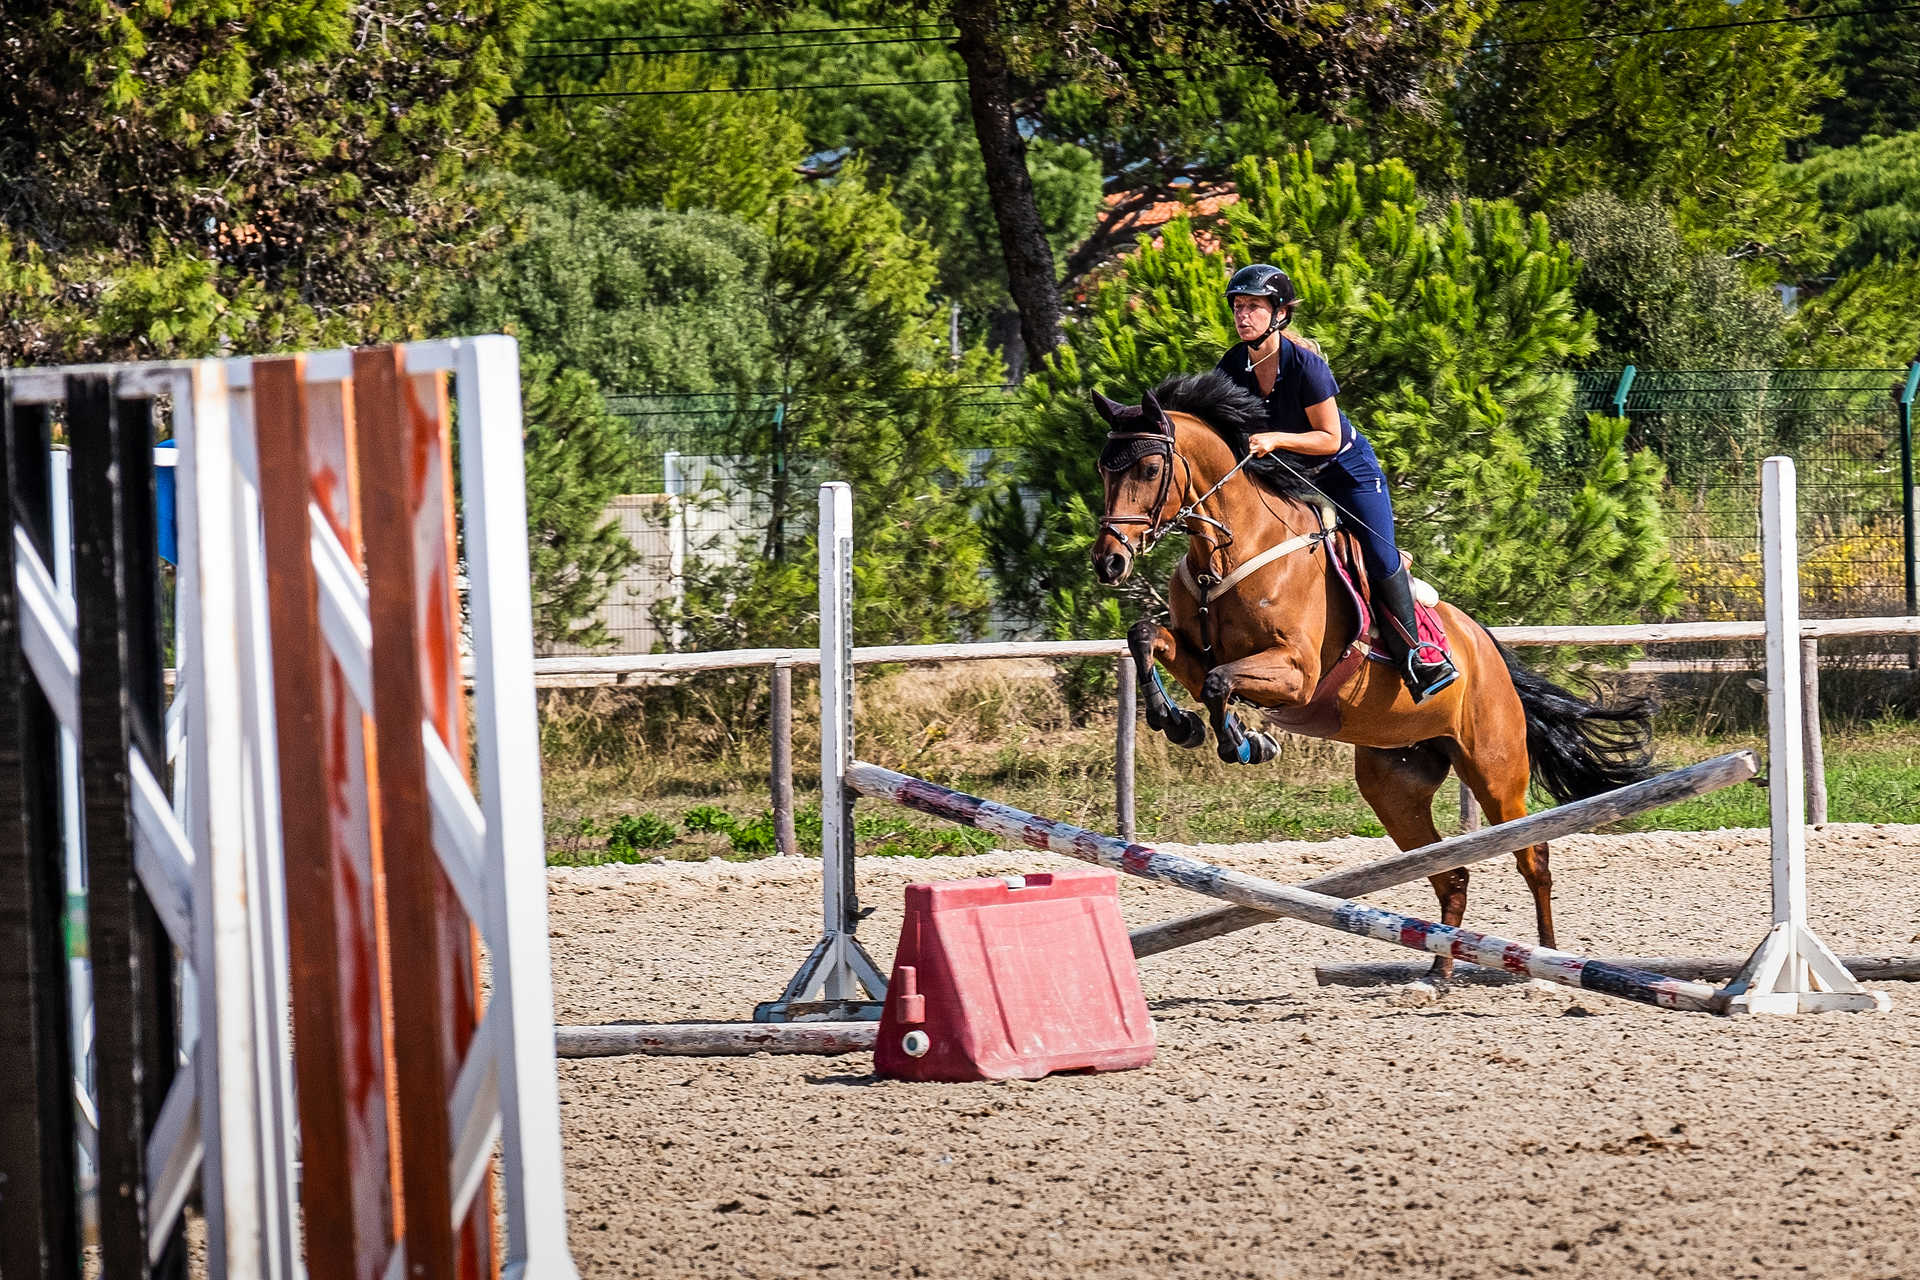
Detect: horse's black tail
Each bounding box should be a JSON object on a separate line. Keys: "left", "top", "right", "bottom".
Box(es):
{"left": 1488, "top": 633, "right": 1658, "bottom": 804}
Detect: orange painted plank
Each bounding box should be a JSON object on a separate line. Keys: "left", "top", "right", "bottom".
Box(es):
{"left": 402, "top": 364, "right": 494, "bottom": 1280}
{"left": 304, "top": 375, "right": 410, "bottom": 1237}
{"left": 352, "top": 347, "right": 487, "bottom": 1280}
{"left": 255, "top": 359, "right": 397, "bottom": 1280}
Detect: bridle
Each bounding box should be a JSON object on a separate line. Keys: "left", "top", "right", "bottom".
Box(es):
{"left": 1096, "top": 427, "right": 1251, "bottom": 559}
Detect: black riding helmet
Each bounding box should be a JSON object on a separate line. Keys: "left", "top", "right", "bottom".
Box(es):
{"left": 1225, "top": 263, "right": 1296, "bottom": 339}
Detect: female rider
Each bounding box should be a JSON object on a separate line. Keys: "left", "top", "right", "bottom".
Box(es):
{"left": 1214, "top": 263, "right": 1458, "bottom": 702}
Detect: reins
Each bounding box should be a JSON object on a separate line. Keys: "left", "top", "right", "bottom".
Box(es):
{"left": 1164, "top": 452, "right": 1256, "bottom": 553}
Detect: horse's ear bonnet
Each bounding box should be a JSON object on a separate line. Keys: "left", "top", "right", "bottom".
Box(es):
{"left": 1094, "top": 389, "right": 1172, "bottom": 472}
{"left": 1093, "top": 389, "right": 1142, "bottom": 427}
{"left": 1100, "top": 433, "right": 1168, "bottom": 472}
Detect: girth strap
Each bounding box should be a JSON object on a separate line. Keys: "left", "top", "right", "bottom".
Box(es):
{"left": 1177, "top": 529, "right": 1325, "bottom": 604}
{"left": 1176, "top": 500, "right": 1337, "bottom": 605}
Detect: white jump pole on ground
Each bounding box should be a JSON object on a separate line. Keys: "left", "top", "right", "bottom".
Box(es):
{"left": 755, "top": 482, "right": 888, "bottom": 1022}
{"left": 1720, "top": 457, "right": 1890, "bottom": 1015}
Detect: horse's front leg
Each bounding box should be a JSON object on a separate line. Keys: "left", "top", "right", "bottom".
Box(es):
{"left": 1201, "top": 646, "right": 1313, "bottom": 765}
{"left": 1128, "top": 618, "right": 1208, "bottom": 749}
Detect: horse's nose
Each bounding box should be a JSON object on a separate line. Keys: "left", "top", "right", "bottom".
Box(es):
{"left": 1095, "top": 551, "right": 1128, "bottom": 583}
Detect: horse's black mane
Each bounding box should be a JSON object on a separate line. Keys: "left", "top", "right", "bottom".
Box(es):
{"left": 1150, "top": 371, "right": 1265, "bottom": 442}
{"left": 1148, "top": 370, "right": 1325, "bottom": 502}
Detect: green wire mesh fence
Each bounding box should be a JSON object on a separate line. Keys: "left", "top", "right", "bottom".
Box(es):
{"left": 1570, "top": 367, "right": 1915, "bottom": 622}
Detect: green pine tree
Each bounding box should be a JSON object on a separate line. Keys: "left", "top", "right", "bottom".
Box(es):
{"left": 518, "top": 353, "right": 647, "bottom": 649}
{"left": 0, "top": 0, "right": 532, "bottom": 362}
{"left": 442, "top": 175, "right": 778, "bottom": 650}
{"left": 454, "top": 163, "right": 1002, "bottom": 651}
{"left": 1553, "top": 193, "right": 1788, "bottom": 369}
{"left": 660, "top": 159, "right": 1002, "bottom": 650}
{"left": 514, "top": 0, "right": 1105, "bottom": 357}
{"left": 514, "top": 41, "right": 809, "bottom": 222}
{"left": 1452, "top": 0, "right": 1833, "bottom": 273}
{"left": 1796, "top": 130, "right": 1920, "bottom": 274}
{"left": 1784, "top": 129, "right": 1920, "bottom": 368}
{"left": 443, "top": 174, "right": 772, "bottom": 393}
{"left": 1811, "top": 11, "right": 1920, "bottom": 150}
{"left": 1786, "top": 260, "right": 1920, "bottom": 369}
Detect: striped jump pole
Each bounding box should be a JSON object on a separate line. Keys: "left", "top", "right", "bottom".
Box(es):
{"left": 1130, "top": 750, "right": 1761, "bottom": 959}
{"left": 849, "top": 762, "right": 1722, "bottom": 1013}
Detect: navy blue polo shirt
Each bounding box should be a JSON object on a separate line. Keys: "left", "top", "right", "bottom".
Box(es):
{"left": 1215, "top": 339, "right": 1356, "bottom": 453}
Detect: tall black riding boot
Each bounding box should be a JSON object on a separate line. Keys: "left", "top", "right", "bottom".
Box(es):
{"left": 1374, "top": 566, "right": 1459, "bottom": 703}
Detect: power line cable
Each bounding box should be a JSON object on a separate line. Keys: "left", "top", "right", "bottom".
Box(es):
{"left": 514, "top": 3, "right": 1920, "bottom": 99}
{"left": 514, "top": 76, "right": 970, "bottom": 101}
{"left": 526, "top": 34, "right": 951, "bottom": 60}
{"left": 608, "top": 384, "right": 1012, "bottom": 400}
{"left": 528, "top": 21, "right": 949, "bottom": 45}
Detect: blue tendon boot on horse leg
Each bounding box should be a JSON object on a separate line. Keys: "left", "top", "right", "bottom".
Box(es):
{"left": 1202, "top": 667, "right": 1279, "bottom": 765}
{"left": 1127, "top": 619, "right": 1207, "bottom": 749}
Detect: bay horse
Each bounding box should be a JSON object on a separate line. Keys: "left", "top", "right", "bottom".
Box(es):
{"left": 1090, "top": 372, "right": 1657, "bottom": 984}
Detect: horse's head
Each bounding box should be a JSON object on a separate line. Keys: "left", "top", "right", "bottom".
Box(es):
{"left": 1090, "top": 387, "right": 1180, "bottom": 584}
{"left": 1090, "top": 371, "right": 1307, "bottom": 587}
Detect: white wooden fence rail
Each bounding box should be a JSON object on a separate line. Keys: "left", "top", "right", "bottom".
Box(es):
{"left": 528, "top": 616, "right": 1920, "bottom": 850}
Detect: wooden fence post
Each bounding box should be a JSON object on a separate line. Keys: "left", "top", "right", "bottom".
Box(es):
{"left": 1801, "top": 636, "right": 1827, "bottom": 826}
{"left": 771, "top": 661, "right": 797, "bottom": 856}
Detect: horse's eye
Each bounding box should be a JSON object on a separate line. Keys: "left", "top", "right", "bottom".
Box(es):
{"left": 1141, "top": 459, "right": 1160, "bottom": 478}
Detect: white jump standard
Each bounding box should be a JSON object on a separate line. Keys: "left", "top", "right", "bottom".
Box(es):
{"left": 1719, "top": 458, "right": 1890, "bottom": 1014}
{"left": 758, "top": 482, "right": 887, "bottom": 1023}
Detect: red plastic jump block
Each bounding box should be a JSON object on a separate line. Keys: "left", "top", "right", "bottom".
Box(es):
{"left": 872, "top": 868, "right": 1155, "bottom": 1082}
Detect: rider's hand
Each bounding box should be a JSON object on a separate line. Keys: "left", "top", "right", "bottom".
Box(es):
{"left": 1247, "top": 432, "right": 1284, "bottom": 457}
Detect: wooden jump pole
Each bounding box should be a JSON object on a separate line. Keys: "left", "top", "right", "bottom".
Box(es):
{"left": 556, "top": 1022, "right": 876, "bottom": 1059}
{"left": 1129, "top": 750, "right": 1761, "bottom": 959}
{"left": 1318, "top": 954, "right": 1920, "bottom": 989}
{"left": 848, "top": 762, "right": 1722, "bottom": 1013}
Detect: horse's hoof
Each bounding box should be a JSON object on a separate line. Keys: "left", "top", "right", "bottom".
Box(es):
{"left": 1215, "top": 727, "right": 1276, "bottom": 765}
{"left": 1169, "top": 711, "right": 1207, "bottom": 749}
